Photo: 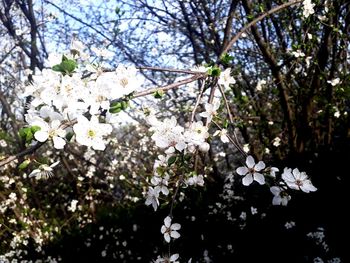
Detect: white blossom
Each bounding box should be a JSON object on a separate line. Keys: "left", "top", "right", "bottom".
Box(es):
{"left": 145, "top": 187, "right": 160, "bottom": 211}
{"left": 199, "top": 100, "right": 220, "bottom": 123}
{"left": 73, "top": 115, "right": 112, "bottom": 151}
{"left": 186, "top": 174, "right": 205, "bottom": 187}
{"left": 161, "top": 216, "right": 181, "bottom": 243}
{"left": 327, "top": 78, "right": 340, "bottom": 86}
{"left": 236, "top": 155, "right": 266, "bottom": 186}
{"left": 270, "top": 186, "right": 291, "bottom": 206}
{"left": 282, "top": 168, "right": 317, "bottom": 193}
{"left": 213, "top": 129, "right": 229, "bottom": 143}
{"left": 302, "top": 0, "right": 315, "bottom": 18}
{"left": 151, "top": 175, "right": 170, "bottom": 196}
{"left": 218, "top": 68, "right": 236, "bottom": 89}
{"left": 28, "top": 161, "right": 60, "bottom": 179}
{"left": 67, "top": 199, "right": 78, "bottom": 212}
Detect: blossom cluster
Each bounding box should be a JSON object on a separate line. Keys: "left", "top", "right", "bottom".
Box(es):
{"left": 236, "top": 155, "right": 317, "bottom": 206}
{"left": 24, "top": 41, "right": 141, "bottom": 151}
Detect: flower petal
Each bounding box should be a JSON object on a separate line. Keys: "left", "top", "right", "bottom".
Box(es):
{"left": 53, "top": 136, "right": 66, "bottom": 149}
{"left": 171, "top": 223, "right": 181, "bottom": 231}
{"left": 236, "top": 166, "right": 248, "bottom": 176}
{"left": 170, "top": 231, "right": 180, "bottom": 239}
{"left": 164, "top": 216, "right": 171, "bottom": 227}
{"left": 246, "top": 155, "right": 255, "bottom": 168}
{"left": 255, "top": 161, "right": 266, "bottom": 171}
{"left": 270, "top": 186, "right": 281, "bottom": 196}
{"left": 242, "top": 174, "right": 253, "bottom": 186}
{"left": 254, "top": 173, "right": 265, "bottom": 185}
{"left": 164, "top": 233, "right": 171, "bottom": 243}
{"left": 34, "top": 131, "right": 48, "bottom": 142}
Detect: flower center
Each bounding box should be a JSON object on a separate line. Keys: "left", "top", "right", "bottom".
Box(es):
{"left": 87, "top": 129, "right": 96, "bottom": 138}
{"left": 120, "top": 78, "right": 128, "bottom": 88}
{"left": 296, "top": 180, "right": 303, "bottom": 187}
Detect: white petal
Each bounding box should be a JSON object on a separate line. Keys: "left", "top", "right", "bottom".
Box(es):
{"left": 50, "top": 119, "right": 61, "bottom": 129}
{"left": 272, "top": 196, "right": 282, "bottom": 205}
{"left": 242, "top": 174, "right": 253, "bottom": 186}
{"left": 28, "top": 169, "right": 40, "bottom": 178}
{"left": 246, "top": 155, "right": 255, "bottom": 168}
{"left": 236, "top": 166, "right": 248, "bottom": 176}
{"left": 171, "top": 223, "right": 181, "bottom": 231}
{"left": 170, "top": 254, "right": 179, "bottom": 261}
{"left": 170, "top": 231, "right": 180, "bottom": 239}
{"left": 281, "top": 197, "right": 290, "bottom": 206}
{"left": 254, "top": 173, "right": 265, "bottom": 185}
{"left": 50, "top": 161, "right": 60, "bottom": 168}
{"left": 255, "top": 161, "right": 265, "bottom": 171}
{"left": 164, "top": 216, "right": 172, "bottom": 228}
{"left": 34, "top": 131, "right": 48, "bottom": 142}
{"left": 164, "top": 233, "right": 171, "bottom": 243}
{"left": 292, "top": 168, "right": 300, "bottom": 179}
{"left": 161, "top": 226, "right": 167, "bottom": 234}
{"left": 53, "top": 136, "right": 66, "bottom": 149}
{"left": 270, "top": 186, "right": 281, "bottom": 196}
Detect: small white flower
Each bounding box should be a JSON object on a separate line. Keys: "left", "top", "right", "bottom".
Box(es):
{"left": 282, "top": 168, "right": 317, "bottom": 193}
{"left": 285, "top": 221, "right": 296, "bottom": 229}
{"left": 327, "top": 78, "right": 340, "bottom": 86}
{"left": 256, "top": 79, "right": 266, "bottom": 91}
{"left": 151, "top": 175, "right": 170, "bottom": 196}
{"left": 270, "top": 186, "right": 291, "bottom": 206}
{"left": 292, "top": 50, "right": 305, "bottom": 58}
{"left": 272, "top": 137, "right": 281, "bottom": 147}
{"left": 302, "top": 0, "right": 315, "bottom": 18}
{"left": 243, "top": 144, "right": 250, "bottom": 153}
{"left": 145, "top": 187, "right": 159, "bottom": 211}
{"left": 187, "top": 174, "right": 205, "bottom": 187}
{"left": 154, "top": 254, "right": 180, "bottom": 263}
{"left": 28, "top": 161, "right": 60, "bottom": 179}
{"left": 218, "top": 68, "right": 236, "bottom": 90}
{"left": 68, "top": 199, "right": 78, "bottom": 212}
{"left": 30, "top": 118, "right": 66, "bottom": 149}
{"left": 199, "top": 100, "right": 220, "bottom": 123}
{"left": 305, "top": 56, "right": 312, "bottom": 67}
{"left": 8, "top": 192, "right": 17, "bottom": 201}
{"left": 73, "top": 115, "right": 112, "bottom": 151}
{"left": 213, "top": 129, "right": 229, "bottom": 143}
{"left": 161, "top": 216, "right": 181, "bottom": 243}
{"left": 236, "top": 155, "right": 266, "bottom": 186}
{"left": 250, "top": 206, "right": 258, "bottom": 215}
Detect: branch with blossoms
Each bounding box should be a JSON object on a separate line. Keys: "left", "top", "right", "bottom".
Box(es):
{"left": 0, "top": 1, "right": 321, "bottom": 261}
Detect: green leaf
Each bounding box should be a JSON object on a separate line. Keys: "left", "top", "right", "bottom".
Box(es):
{"left": 220, "top": 53, "right": 234, "bottom": 66}
{"left": 153, "top": 90, "right": 164, "bottom": 99}
{"left": 109, "top": 100, "right": 129, "bottom": 114}
{"left": 223, "top": 119, "right": 229, "bottom": 129}
{"left": 207, "top": 66, "right": 221, "bottom": 77}
{"left": 31, "top": 125, "right": 41, "bottom": 133}
{"left": 167, "top": 156, "right": 177, "bottom": 166}
{"left": 19, "top": 160, "right": 31, "bottom": 170}
{"left": 65, "top": 132, "right": 74, "bottom": 142}
{"left": 52, "top": 56, "right": 77, "bottom": 75}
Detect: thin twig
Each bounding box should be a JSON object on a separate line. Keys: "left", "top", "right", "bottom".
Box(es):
{"left": 191, "top": 79, "right": 206, "bottom": 122}
{"left": 133, "top": 73, "right": 206, "bottom": 98}
{"left": 137, "top": 66, "right": 205, "bottom": 75}
{"left": 220, "top": 0, "right": 303, "bottom": 57}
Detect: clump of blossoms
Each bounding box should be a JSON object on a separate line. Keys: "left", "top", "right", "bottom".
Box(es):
{"left": 236, "top": 155, "right": 317, "bottom": 206}
{"left": 23, "top": 40, "right": 142, "bottom": 153}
